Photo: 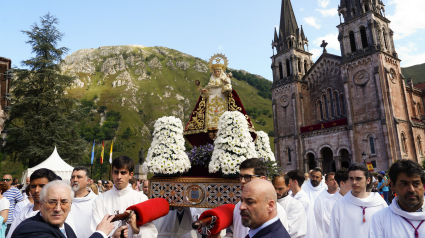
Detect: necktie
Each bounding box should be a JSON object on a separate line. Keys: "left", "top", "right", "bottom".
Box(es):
{"left": 400, "top": 216, "right": 425, "bottom": 238}
{"left": 60, "top": 228, "right": 67, "bottom": 238}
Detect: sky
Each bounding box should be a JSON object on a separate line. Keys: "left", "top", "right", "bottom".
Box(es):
{"left": 1, "top": 0, "right": 424, "bottom": 81}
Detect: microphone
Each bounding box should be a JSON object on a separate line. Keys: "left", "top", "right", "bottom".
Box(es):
{"left": 193, "top": 204, "right": 235, "bottom": 235}
{"left": 112, "top": 198, "right": 170, "bottom": 226}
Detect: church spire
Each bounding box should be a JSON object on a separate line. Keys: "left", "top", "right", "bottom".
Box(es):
{"left": 274, "top": 27, "right": 279, "bottom": 43}
{"left": 279, "top": 0, "right": 299, "bottom": 40}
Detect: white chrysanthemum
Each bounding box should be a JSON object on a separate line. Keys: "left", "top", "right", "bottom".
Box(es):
{"left": 143, "top": 116, "right": 191, "bottom": 174}
{"left": 254, "top": 131, "right": 275, "bottom": 161}
{"left": 209, "top": 111, "right": 258, "bottom": 175}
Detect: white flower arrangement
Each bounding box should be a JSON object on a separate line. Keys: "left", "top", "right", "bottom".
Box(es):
{"left": 142, "top": 116, "right": 191, "bottom": 174}
{"left": 255, "top": 131, "right": 275, "bottom": 162}
{"left": 209, "top": 111, "right": 258, "bottom": 174}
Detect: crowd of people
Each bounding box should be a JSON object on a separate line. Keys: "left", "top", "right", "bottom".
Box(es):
{"left": 0, "top": 156, "right": 423, "bottom": 238}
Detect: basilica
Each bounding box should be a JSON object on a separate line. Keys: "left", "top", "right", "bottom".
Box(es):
{"left": 271, "top": 0, "right": 425, "bottom": 173}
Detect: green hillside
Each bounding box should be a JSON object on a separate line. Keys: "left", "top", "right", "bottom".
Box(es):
{"left": 401, "top": 63, "right": 425, "bottom": 84}
{"left": 62, "top": 45, "right": 274, "bottom": 167}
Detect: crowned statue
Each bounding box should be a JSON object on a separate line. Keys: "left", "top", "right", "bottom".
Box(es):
{"left": 184, "top": 54, "right": 256, "bottom": 147}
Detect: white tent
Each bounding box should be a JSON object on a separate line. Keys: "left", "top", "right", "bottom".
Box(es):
{"left": 21, "top": 147, "right": 74, "bottom": 184}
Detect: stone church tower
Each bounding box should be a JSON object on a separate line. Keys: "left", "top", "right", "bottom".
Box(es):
{"left": 272, "top": 0, "right": 425, "bottom": 173}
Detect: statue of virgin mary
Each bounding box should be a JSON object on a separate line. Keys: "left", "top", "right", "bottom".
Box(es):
{"left": 184, "top": 54, "right": 256, "bottom": 147}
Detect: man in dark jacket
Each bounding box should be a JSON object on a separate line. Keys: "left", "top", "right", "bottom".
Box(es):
{"left": 240, "top": 179, "right": 290, "bottom": 238}
{"left": 11, "top": 180, "right": 127, "bottom": 238}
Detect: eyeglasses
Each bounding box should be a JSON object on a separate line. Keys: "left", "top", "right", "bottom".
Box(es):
{"left": 1, "top": 179, "right": 11, "bottom": 182}
{"left": 237, "top": 174, "right": 261, "bottom": 182}
{"left": 43, "top": 200, "right": 71, "bottom": 209}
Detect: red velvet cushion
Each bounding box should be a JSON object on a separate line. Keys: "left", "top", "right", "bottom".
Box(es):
{"left": 126, "top": 198, "right": 170, "bottom": 227}
{"left": 198, "top": 204, "right": 235, "bottom": 235}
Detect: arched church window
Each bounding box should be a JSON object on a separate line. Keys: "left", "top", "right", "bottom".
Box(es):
{"left": 304, "top": 61, "right": 308, "bottom": 73}
{"left": 401, "top": 133, "right": 407, "bottom": 154}
{"left": 365, "top": 4, "right": 370, "bottom": 12}
{"left": 340, "top": 94, "right": 345, "bottom": 115}
{"left": 288, "top": 148, "right": 292, "bottom": 162}
{"left": 328, "top": 89, "right": 335, "bottom": 118}
{"left": 279, "top": 62, "right": 283, "bottom": 79}
{"left": 334, "top": 91, "right": 340, "bottom": 116}
{"left": 317, "top": 100, "right": 324, "bottom": 120}
{"left": 323, "top": 94, "right": 329, "bottom": 119}
{"left": 360, "top": 26, "right": 368, "bottom": 49}
{"left": 286, "top": 59, "right": 291, "bottom": 77}
{"left": 369, "top": 136, "right": 376, "bottom": 154}
{"left": 383, "top": 29, "right": 388, "bottom": 50}
{"left": 298, "top": 59, "right": 302, "bottom": 73}
{"left": 417, "top": 137, "right": 423, "bottom": 155}
{"left": 349, "top": 31, "right": 357, "bottom": 52}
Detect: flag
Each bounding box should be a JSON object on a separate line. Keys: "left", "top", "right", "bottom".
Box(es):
{"left": 109, "top": 141, "right": 113, "bottom": 164}
{"left": 91, "top": 140, "right": 95, "bottom": 164}
{"left": 100, "top": 141, "right": 105, "bottom": 164}
{"left": 366, "top": 162, "right": 374, "bottom": 172}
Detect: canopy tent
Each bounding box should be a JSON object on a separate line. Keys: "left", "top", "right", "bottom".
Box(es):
{"left": 21, "top": 147, "right": 74, "bottom": 184}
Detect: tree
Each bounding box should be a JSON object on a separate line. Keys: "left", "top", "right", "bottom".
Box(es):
{"left": 122, "top": 127, "right": 133, "bottom": 139}
{"left": 5, "top": 13, "right": 87, "bottom": 167}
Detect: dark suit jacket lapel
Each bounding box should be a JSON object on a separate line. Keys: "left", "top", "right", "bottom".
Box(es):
{"left": 64, "top": 223, "right": 77, "bottom": 238}
{"left": 251, "top": 220, "right": 283, "bottom": 238}
{"left": 32, "top": 213, "right": 75, "bottom": 238}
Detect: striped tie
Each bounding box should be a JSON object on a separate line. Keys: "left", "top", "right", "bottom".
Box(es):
{"left": 60, "top": 228, "right": 67, "bottom": 238}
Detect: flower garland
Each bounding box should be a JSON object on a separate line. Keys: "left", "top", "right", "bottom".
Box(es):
{"left": 209, "top": 111, "right": 257, "bottom": 174}
{"left": 255, "top": 131, "right": 275, "bottom": 162}
{"left": 143, "top": 116, "right": 191, "bottom": 174}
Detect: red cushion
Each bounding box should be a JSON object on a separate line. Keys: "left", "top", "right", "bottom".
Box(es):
{"left": 126, "top": 198, "right": 170, "bottom": 227}
{"left": 198, "top": 204, "right": 235, "bottom": 235}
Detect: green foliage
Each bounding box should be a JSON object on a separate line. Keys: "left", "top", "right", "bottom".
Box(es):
{"left": 401, "top": 63, "right": 425, "bottom": 85}
{"left": 268, "top": 130, "right": 275, "bottom": 137}
{"left": 97, "top": 105, "right": 107, "bottom": 113}
{"left": 5, "top": 13, "right": 87, "bottom": 167}
{"left": 79, "top": 109, "right": 121, "bottom": 141}
{"left": 122, "top": 127, "right": 133, "bottom": 139}
{"left": 258, "top": 118, "right": 266, "bottom": 126}
{"left": 227, "top": 69, "right": 272, "bottom": 100}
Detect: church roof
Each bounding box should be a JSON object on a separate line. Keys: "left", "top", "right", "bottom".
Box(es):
{"left": 414, "top": 82, "right": 425, "bottom": 91}
{"left": 279, "top": 0, "right": 299, "bottom": 40}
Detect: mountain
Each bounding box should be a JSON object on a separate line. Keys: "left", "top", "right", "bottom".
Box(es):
{"left": 401, "top": 63, "right": 425, "bottom": 85}
{"left": 60, "top": 45, "right": 275, "bottom": 165}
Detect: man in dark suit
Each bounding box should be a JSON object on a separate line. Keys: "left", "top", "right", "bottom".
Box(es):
{"left": 11, "top": 180, "right": 128, "bottom": 238}
{"left": 240, "top": 179, "right": 290, "bottom": 238}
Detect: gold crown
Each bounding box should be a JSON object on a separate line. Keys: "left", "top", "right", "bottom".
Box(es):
{"left": 208, "top": 53, "right": 228, "bottom": 72}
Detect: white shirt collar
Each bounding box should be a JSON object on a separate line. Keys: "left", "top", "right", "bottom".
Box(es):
{"left": 248, "top": 215, "right": 279, "bottom": 238}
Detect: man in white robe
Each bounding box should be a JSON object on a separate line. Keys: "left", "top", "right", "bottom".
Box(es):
{"left": 329, "top": 163, "right": 387, "bottom": 238}
{"left": 214, "top": 158, "right": 288, "bottom": 238}
{"left": 301, "top": 168, "right": 327, "bottom": 209}
{"left": 91, "top": 156, "right": 158, "bottom": 238}
{"left": 314, "top": 172, "right": 338, "bottom": 238}
{"left": 272, "top": 173, "right": 307, "bottom": 238}
{"left": 69, "top": 166, "right": 98, "bottom": 238}
{"left": 152, "top": 207, "right": 193, "bottom": 238}
{"left": 7, "top": 168, "right": 75, "bottom": 238}
{"left": 369, "top": 159, "right": 425, "bottom": 238}
{"left": 287, "top": 170, "right": 318, "bottom": 238}
{"left": 323, "top": 168, "right": 351, "bottom": 235}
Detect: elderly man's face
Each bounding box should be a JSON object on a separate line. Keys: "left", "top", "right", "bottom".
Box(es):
{"left": 239, "top": 184, "right": 270, "bottom": 229}
{"left": 40, "top": 186, "right": 72, "bottom": 227}
{"left": 214, "top": 69, "right": 221, "bottom": 77}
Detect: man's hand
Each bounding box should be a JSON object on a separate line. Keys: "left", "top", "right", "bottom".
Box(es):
{"left": 125, "top": 210, "right": 140, "bottom": 234}
{"left": 112, "top": 225, "right": 129, "bottom": 238}
{"left": 96, "top": 215, "right": 115, "bottom": 236}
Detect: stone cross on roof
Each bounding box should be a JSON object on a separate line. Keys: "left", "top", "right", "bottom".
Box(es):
{"left": 321, "top": 40, "right": 328, "bottom": 53}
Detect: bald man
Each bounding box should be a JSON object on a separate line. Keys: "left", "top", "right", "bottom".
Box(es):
{"left": 240, "top": 180, "right": 290, "bottom": 238}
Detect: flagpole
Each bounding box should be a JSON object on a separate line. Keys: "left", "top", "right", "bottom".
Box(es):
{"left": 100, "top": 163, "right": 102, "bottom": 181}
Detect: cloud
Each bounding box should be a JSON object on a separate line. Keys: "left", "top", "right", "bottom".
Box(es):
{"left": 304, "top": 17, "right": 321, "bottom": 29}
{"left": 312, "top": 33, "right": 340, "bottom": 50}
{"left": 387, "top": 0, "right": 425, "bottom": 40}
{"left": 316, "top": 8, "right": 338, "bottom": 17}
{"left": 300, "top": 8, "right": 304, "bottom": 11}
{"left": 397, "top": 42, "right": 425, "bottom": 67}
{"left": 318, "top": 0, "right": 330, "bottom": 8}
{"left": 310, "top": 48, "right": 322, "bottom": 61}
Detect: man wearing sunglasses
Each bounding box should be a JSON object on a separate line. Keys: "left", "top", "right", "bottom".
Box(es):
{"left": 1, "top": 174, "right": 24, "bottom": 236}
{"left": 228, "top": 158, "right": 288, "bottom": 238}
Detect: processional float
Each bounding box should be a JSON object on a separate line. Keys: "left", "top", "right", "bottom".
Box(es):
{"left": 140, "top": 54, "right": 264, "bottom": 237}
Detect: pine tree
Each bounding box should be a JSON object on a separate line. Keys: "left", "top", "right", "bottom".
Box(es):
{"left": 5, "top": 13, "right": 87, "bottom": 167}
